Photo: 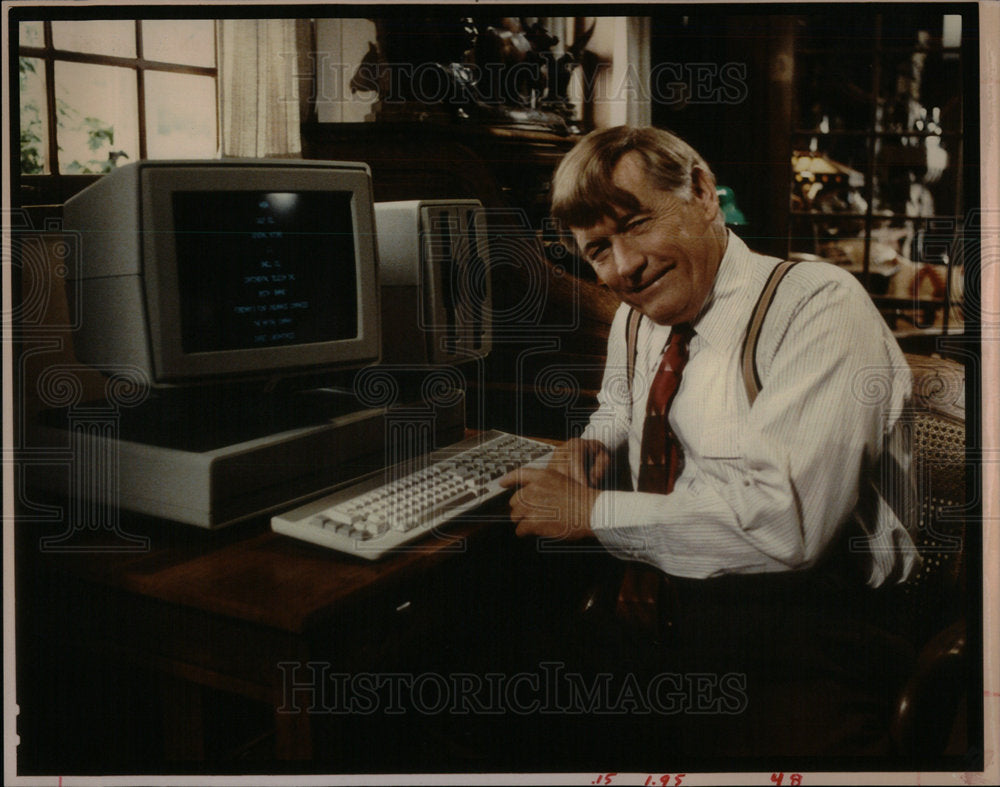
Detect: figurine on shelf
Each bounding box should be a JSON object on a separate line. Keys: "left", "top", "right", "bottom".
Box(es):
{"left": 875, "top": 29, "right": 953, "bottom": 218}
{"left": 352, "top": 16, "right": 596, "bottom": 134}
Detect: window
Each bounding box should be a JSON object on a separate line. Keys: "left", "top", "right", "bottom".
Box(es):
{"left": 18, "top": 19, "right": 218, "bottom": 200}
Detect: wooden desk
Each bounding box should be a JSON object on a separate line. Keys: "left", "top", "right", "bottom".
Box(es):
{"left": 15, "top": 502, "right": 540, "bottom": 769}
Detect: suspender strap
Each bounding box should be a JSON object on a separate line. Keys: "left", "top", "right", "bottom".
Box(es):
{"left": 740, "top": 260, "right": 799, "bottom": 407}
{"left": 625, "top": 308, "right": 642, "bottom": 400}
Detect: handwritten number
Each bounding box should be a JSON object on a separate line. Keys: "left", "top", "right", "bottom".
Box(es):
{"left": 771, "top": 775, "right": 784, "bottom": 786}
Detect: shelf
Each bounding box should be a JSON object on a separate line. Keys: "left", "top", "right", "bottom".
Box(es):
{"left": 792, "top": 130, "right": 964, "bottom": 139}
{"left": 790, "top": 211, "right": 963, "bottom": 221}
{"left": 795, "top": 46, "right": 962, "bottom": 56}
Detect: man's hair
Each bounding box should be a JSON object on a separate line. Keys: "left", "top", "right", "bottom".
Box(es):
{"left": 550, "top": 125, "right": 713, "bottom": 229}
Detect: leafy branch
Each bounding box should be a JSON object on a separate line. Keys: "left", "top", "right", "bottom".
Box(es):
{"left": 19, "top": 57, "right": 44, "bottom": 174}
{"left": 19, "top": 56, "right": 127, "bottom": 175}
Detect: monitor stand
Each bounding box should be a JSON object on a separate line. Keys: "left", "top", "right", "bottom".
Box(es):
{"left": 26, "top": 386, "right": 466, "bottom": 529}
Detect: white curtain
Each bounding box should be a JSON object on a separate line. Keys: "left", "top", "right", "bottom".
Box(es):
{"left": 217, "top": 19, "right": 302, "bottom": 158}
{"left": 625, "top": 17, "right": 652, "bottom": 127}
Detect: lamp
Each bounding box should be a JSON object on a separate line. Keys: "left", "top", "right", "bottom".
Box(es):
{"left": 716, "top": 185, "right": 747, "bottom": 226}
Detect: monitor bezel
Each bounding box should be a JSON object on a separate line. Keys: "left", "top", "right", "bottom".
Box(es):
{"left": 140, "top": 162, "right": 380, "bottom": 384}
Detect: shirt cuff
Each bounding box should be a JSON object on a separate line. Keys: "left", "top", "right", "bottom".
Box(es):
{"left": 578, "top": 421, "right": 626, "bottom": 452}
{"left": 589, "top": 491, "right": 657, "bottom": 563}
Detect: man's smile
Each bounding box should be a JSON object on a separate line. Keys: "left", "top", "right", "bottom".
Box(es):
{"left": 629, "top": 265, "right": 673, "bottom": 294}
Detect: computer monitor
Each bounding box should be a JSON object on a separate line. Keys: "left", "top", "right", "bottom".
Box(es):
{"left": 375, "top": 199, "right": 491, "bottom": 366}
{"left": 62, "top": 159, "right": 380, "bottom": 387}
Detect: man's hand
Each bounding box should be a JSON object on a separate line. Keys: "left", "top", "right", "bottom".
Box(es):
{"left": 548, "top": 438, "right": 612, "bottom": 487}
{"left": 498, "top": 465, "right": 600, "bottom": 541}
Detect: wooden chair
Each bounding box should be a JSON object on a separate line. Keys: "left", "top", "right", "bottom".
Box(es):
{"left": 571, "top": 351, "right": 971, "bottom": 757}
{"left": 888, "top": 353, "right": 969, "bottom": 756}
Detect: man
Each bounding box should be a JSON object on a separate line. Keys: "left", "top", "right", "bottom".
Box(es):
{"left": 499, "top": 125, "right": 920, "bottom": 757}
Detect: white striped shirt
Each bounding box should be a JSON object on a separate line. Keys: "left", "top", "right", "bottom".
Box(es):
{"left": 581, "top": 232, "right": 920, "bottom": 586}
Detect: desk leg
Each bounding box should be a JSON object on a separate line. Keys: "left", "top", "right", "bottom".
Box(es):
{"left": 273, "top": 704, "right": 313, "bottom": 760}
{"left": 160, "top": 673, "right": 205, "bottom": 760}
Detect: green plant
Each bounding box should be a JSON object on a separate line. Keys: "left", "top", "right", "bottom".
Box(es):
{"left": 19, "top": 56, "right": 125, "bottom": 175}
{"left": 19, "top": 57, "right": 44, "bottom": 174}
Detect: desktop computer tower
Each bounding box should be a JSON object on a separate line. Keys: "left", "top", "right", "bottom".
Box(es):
{"left": 375, "top": 200, "right": 492, "bottom": 366}
{"left": 26, "top": 390, "right": 467, "bottom": 530}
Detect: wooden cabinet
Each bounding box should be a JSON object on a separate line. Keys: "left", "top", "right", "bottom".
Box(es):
{"left": 788, "top": 9, "right": 974, "bottom": 347}
{"left": 649, "top": 8, "right": 976, "bottom": 353}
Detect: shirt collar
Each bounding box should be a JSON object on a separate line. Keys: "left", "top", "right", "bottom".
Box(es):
{"left": 690, "top": 230, "right": 766, "bottom": 352}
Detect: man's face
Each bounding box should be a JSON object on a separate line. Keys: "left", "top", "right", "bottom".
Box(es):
{"left": 572, "top": 151, "right": 725, "bottom": 326}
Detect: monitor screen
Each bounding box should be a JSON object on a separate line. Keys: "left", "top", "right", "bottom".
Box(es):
{"left": 63, "top": 160, "right": 380, "bottom": 387}
{"left": 172, "top": 190, "right": 358, "bottom": 354}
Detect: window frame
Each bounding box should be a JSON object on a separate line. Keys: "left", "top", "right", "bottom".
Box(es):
{"left": 18, "top": 18, "right": 219, "bottom": 205}
{"left": 787, "top": 10, "right": 971, "bottom": 342}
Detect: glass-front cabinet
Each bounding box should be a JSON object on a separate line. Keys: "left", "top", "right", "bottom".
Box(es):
{"left": 789, "top": 10, "right": 969, "bottom": 340}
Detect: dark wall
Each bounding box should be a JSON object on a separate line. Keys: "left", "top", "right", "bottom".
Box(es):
{"left": 650, "top": 13, "right": 795, "bottom": 259}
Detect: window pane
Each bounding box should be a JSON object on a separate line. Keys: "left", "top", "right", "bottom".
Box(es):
{"left": 54, "top": 61, "right": 138, "bottom": 173}
{"left": 52, "top": 20, "right": 136, "bottom": 57}
{"left": 19, "top": 21, "right": 44, "bottom": 47}
{"left": 877, "top": 48, "right": 963, "bottom": 135}
{"left": 873, "top": 136, "right": 960, "bottom": 217}
{"left": 19, "top": 57, "right": 49, "bottom": 174}
{"left": 142, "top": 20, "right": 215, "bottom": 67}
{"left": 145, "top": 71, "right": 218, "bottom": 159}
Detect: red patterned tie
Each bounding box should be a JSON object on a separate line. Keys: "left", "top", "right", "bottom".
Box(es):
{"left": 637, "top": 324, "right": 694, "bottom": 493}
{"left": 617, "top": 323, "right": 693, "bottom": 639}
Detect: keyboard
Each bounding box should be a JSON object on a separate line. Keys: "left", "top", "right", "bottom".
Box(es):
{"left": 271, "top": 430, "right": 554, "bottom": 559}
